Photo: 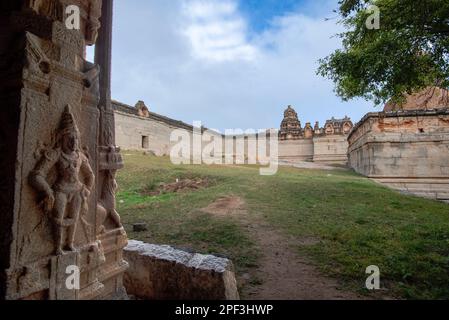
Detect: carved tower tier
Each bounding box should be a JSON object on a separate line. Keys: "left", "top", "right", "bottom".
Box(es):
{"left": 0, "top": 0, "right": 128, "bottom": 300}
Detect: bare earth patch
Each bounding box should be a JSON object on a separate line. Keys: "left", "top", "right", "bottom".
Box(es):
{"left": 201, "top": 196, "right": 246, "bottom": 216}
{"left": 202, "top": 196, "right": 366, "bottom": 300}
{"left": 142, "top": 178, "right": 211, "bottom": 196}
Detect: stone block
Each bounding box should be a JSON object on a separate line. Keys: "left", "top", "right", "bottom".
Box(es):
{"left": 123, "top": 240, "right": 239, "bottom": 300}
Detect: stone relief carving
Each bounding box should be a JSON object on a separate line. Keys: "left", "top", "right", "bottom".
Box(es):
{"left": 23, "top": 0, "right": 102, "bottom": 46}
{"left": 83, "top": 61, "right": 100, "bottom": 97}
{"left": 85, "top": 0, "right": 102, "bottom": 46}
{"left": 97, "top": 145, "right": 125, "bottom": 234}
{"left": 97, "top": 170, "right": 123, "bottom": 234}
{"left": 30, "top": 105, "right": 95, "bottom": 256}
{"left": 26, "top": 33, "right": 51, "bottom": 75}
{"left": 101, "top": 112, "right": 115, "bottom": 147}
{"left": 25, "top": 0, "right": 62, "bottom": 21}
{"left": 325, "top": 124, "right": 334, "bottom": 135}
{"left": 1, "top": 0, "right": 129, "bottom": 300}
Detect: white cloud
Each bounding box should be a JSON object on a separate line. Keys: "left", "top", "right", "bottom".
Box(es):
{"left": 109, "top": 0, "right": 376, "bottom": 132}
{"left": 182, "top": 0, "right": 257, "bottom": 62}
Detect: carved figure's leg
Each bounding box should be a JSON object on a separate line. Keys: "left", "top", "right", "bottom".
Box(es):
{"left": 110, "top": 209, "right": 122, "bottom": 228}
{"left": 96, "top": 203, "right": 107, "bottom": 234}
{"left": 67, "top": 192, "right": 82, "bottom": 251}
{"left": 54, "top": 192, "right": 68, "bottom": 255}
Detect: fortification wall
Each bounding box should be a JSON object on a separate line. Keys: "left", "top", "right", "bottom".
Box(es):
{"left": 313, "top": 135, "right": 349, "bottom": 164}
{"left": 278, "top": 140, "right": 314, "bottom": 161}
{"left": 113, "top": 101, "right": 352, "bottom": 165}
{"left": 348, "top": 110, "right": 449, "bottom": 202}
{"left": 115, "top": 110, "right": 180, "bottom": 156}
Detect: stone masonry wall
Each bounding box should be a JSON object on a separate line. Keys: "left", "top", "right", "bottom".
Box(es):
{"left": 114, "top": 101, "right": 351, "bottom": 165}
{"left": 115, "top": 110, "right": 182, "bottom": 156}
{"left": 313, "top": 135, "right": 349, "bottom": 164}
{"left": 348, "top": 110, "right": 449, "bottom": 202}
{"left": 278, "top": 139, "right": 314, "bottom": 161}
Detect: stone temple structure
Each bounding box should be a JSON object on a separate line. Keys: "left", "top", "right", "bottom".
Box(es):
{"left": 278, "top": 106, "right": 354, "bottom": 164}
{"left": 0, "top": 0, "right": 128, "bottom": 299}
{"left": 348, "top": 86, "right": 449, "bottom": 202}
{"left": 279, "top": 106, "right": 302, "bottom": 140}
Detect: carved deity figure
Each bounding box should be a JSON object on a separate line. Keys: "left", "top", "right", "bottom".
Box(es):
{"left": 97, "top": 169, "right": 123, "bottom": 234}
{"left": 30, "top": 105, "right": 95, "bottom": 255}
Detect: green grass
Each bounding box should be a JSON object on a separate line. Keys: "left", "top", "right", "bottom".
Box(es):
{"left": 117, "top": 152, "right": 449, "bottom": 299}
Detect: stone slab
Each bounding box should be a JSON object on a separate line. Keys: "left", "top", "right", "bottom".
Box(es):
{"left": 123, "top": 240, "right": 239, "bottom": 300}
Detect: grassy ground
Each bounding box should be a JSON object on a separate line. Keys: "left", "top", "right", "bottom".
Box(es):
{"left": 117, "top": 152, "right": 449, "bottom": 299}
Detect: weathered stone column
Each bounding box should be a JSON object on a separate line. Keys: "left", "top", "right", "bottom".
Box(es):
{"left": 0, "top": 0, "right": 127, "bottom": 300}
{"left": 95, "top": 0, "right": 114, "bottom": 146}
{"left": 94, "top": 0, "right": 129, "bottom": 300}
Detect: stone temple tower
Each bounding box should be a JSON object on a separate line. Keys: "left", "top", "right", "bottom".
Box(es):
{"left": 279, "top": 105, "right": 302, "bottom": 140}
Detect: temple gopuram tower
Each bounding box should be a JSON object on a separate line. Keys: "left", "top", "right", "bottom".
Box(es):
{"left": 279, "top": 105, "right": 302, "bottom": 140}
{"left": 0, "top": 0, "right": 128, "bottom": 300}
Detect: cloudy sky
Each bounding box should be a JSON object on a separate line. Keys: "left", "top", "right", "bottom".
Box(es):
{"left": 89, "top": 0, "right": 379, "bottom": 131}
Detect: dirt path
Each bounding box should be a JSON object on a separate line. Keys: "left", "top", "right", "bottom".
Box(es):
{"left": 242, "top": 221, "right": 365, "bottom": 300}
{"left": 202, "top": 196, "right": 366, "bottom": 300}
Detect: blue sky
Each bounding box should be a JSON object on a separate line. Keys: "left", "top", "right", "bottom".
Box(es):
{"left": 238, "top": 0, "right": 304, "bottom": 32}
{"left": 89, "top": 0, "right": 378, "bottom": 132}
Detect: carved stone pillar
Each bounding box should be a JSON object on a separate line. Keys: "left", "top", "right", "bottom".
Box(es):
{"left": 0, "top": 0, "right": 127, "bottom": 300}
{"left": 94, "top": 0, "right": 128, "bottom": 300}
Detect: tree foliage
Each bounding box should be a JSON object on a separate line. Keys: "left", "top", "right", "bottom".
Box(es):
{"left": 318, "top": 0, "right": 449, "bottom": 105}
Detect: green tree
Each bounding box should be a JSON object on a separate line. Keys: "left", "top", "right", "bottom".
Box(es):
{"left": 318, "top": 0, "right": 449, "bottom": 105}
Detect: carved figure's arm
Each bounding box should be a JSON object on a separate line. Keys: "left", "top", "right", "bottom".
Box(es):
{"left": 29, "top": 150, "right": 59, "bottom": 197}
{"left": 80, "top": 154, "right": 95, "bottom": 192}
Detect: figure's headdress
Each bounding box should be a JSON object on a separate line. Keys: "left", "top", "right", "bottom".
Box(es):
{"left": 59, "top": 105, "right": 80, "bottom": 139}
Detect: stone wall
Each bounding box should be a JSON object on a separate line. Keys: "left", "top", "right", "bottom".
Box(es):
{"left": 313, "top": 135, "right": 349, "bottom": 164}
{"left": 276, "top": 137, "right": 349, "bottom": 164}
{"left": 278, "top": 139, "right": 314, "bottom": 161}
{"left": 348, "top": 110, "right": 449, "bottom": 202}
{"left": 114, "top": 101, "right": 193, "bottom": 156}
{"left": 114, "top": 101, "right": 351, "bottom": 165}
